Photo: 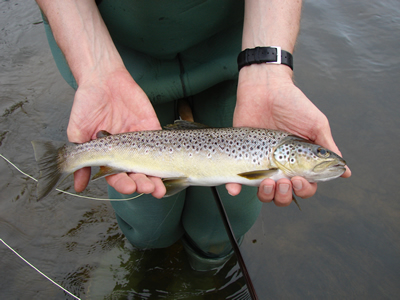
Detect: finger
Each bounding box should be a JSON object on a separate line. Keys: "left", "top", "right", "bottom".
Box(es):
{"left": 317, "top": 141, "right": 352, "bottom": 178}
{"left": 341, "top": 166, "right": 352, "bottom": 178}
{"left": 273, "top": 179, "right": 293, "bottom": 207}
{"left": 148, "top": 176, "right": 167, "bottom": 199}
{"left": 257, "top": 178, "right": 276, "bottom": 203}
{"left": 291, "top": 176, "right": 317, "bottom": 199}
{"left": 312, "top": 122, "right": 352, "bottom": 179}
{"left": 324, "top": 146, "right": 352, "bottom": 178}
{"left": 106, "top": 173, "right": 137, "bottom": 194}
{"left": 74, "top": 167, "right": 91, "bottom": 193}
{"left": 225, "top": 183, "right": 242, "bottom": 196}
{"left": 127, "top": 173, "right": 156, "bottom": 194}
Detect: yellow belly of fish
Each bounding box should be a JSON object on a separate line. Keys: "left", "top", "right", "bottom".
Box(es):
{"left": 64, "top": 148, "right": 277, "bottom": 186}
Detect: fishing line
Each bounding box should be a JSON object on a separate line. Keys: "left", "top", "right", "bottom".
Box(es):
{"left": 0, "top": 153, "right": 143, "bottom": 201}
{"left": 0, "top": 238, "right": 81, "bottom": 300}
{"left": 1, "top": 143, "right": 257, "bottom": 298}
{"left": 0, "top": 153, "right": 145, "bottom": 298}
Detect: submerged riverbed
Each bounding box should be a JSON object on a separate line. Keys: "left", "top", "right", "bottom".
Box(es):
{"left": 1, "top": 0, "right": 399, "bottom": 299}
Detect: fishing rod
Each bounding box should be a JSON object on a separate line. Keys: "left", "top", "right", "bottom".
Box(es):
{"left": 176, "top": 98, "right": 258, "bottom": 299}
{"left": 211, "top": 187, "right": 259, "bottom": 300}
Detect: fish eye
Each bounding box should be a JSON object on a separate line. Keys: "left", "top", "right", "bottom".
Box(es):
{"left": 317, "top": 147, "right": 330, "bottom": 158}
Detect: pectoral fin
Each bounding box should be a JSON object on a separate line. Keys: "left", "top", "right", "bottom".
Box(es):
{"left": 292, "top": 193, "right": 302, "bottom": 211}
{"left": 162, "top": 178, "right": 189, "bottom": 197}
{"left": 92, "top": 166, "right": 123, "bottom": 180}
{"left": 237, "top": 169, "right": 279, "bottom": 180}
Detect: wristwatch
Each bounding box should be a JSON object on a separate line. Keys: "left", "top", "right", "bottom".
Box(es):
{"left": 237, "top": 46, "right": 293, "bottom": 71}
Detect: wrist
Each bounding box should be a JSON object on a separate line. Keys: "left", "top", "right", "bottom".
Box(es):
{"left": 238, "top": 63, "right": 293, "bottom": 86}
{"left": 74, "top": 49, "right": 125, "bottom": 86}
{"left": 66, "top": 23, "right": 125, "bottom": 85}
{"left": 236, "top": 63, "right": 295, "bottom": 112}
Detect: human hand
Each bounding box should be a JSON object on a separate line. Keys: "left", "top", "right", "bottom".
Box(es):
{"left": 36, "top": 0, "right": 166, "bottom": 198}
{"left": 67, "top": 68, "right": 166, "bottom": 198}
{"left": 226, "top": 64, "right": 351, "bottom": 206}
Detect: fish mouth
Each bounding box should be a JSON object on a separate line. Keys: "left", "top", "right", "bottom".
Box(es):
{"left": 313, "top": 159, "right": 346, "bottom": 173}
{"left": 333, "top": 162, "right": 346, "bottom": 169}
{"left": 309, "top": 159, "right": 346, "bottom": 181}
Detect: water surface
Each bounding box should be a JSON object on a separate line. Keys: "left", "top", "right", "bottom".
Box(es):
{"left": 1, "top": 0, "right": 399, "bottom": 299}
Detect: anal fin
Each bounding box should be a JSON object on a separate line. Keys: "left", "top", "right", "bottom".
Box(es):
{"left": 162, "top": 178, "right": 189, "bottom": 197}
{"left": 92, "top": 166, "right": 123, "bottom": 180}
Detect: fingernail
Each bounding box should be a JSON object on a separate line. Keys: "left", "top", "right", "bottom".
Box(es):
{"left": 292, "top": 180, "right": 302, "bottom": 191}
{"left": 279, "top": 183, "right": 290, "bottom": 194}
{"left": 263, "top": 185, "right": 273, "bottom": 195}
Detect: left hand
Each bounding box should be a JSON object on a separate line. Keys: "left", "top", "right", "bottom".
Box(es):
{"left": 225, "top": 64, "right": 351, "bottom": 206}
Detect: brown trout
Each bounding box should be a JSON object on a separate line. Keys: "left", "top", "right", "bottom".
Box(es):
{"left": 31, "top": 121, "right": 346, "bottom": 200}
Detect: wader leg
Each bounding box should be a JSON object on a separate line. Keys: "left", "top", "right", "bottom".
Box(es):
{"left": 109, "top": 101, "right": 188, "bottom": 249}
{"left": 109, "top": 187, "right": 186, "bottom": 249}
{"left": 181, "top": 80, "right": 262, "bottom": 270}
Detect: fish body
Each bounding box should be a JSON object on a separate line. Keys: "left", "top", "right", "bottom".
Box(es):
{"left": 32, "top": 121, "right": 346, "bottom": 200}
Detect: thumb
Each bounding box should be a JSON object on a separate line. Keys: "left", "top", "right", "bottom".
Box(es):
{"left": 312, "top": 121, "right": 351, "bottom": 178}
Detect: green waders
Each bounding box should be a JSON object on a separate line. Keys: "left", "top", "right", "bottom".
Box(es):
{"left": 42, "top": 0, "right": 262, "bottom": 270}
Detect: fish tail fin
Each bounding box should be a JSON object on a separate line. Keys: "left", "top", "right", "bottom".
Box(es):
{"left": 31, "top": 140, "right": 67, "bottom": 200}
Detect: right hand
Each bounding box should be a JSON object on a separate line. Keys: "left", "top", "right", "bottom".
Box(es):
{"left": 36, "top": 1, "right": 166, "bottom": 198}
{"left": 67, "top": 67, "right": 167, "bottom": 198}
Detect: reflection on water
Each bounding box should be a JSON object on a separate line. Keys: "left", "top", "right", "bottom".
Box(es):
{"left": 95, "top": 242, "right": 247, "bottom": 299}
{"left": 1, "top": 0, "right": 400, "bottom": 299}
{"left": 46, "top": 202, "right": 249, "bottom": 299}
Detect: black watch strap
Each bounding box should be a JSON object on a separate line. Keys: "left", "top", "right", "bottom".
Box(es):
{"left": 237, "top": 46, "right": 293, "bottom": 71}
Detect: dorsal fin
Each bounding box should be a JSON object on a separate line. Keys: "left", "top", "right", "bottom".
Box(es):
{"left": 164, "top": 120, "right": 210, "bottom": 130}
{"left": 96, "top": 130, "right": 112, "bottom": 138}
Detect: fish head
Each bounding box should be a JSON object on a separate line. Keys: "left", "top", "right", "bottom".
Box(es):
{"left": 272, "top": 136, "right": 346, "bottom": 182}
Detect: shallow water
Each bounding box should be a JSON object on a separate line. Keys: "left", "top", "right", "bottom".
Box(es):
{"left": 1, "top": 0, "right": 399, "bottom": 299}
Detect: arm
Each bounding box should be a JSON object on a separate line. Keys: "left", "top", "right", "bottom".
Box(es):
{"left": 36, "top": 0, "right": 166, "bottom": 198}
{"left": 227, "top": 0, "right": 351, "bottom": 205}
